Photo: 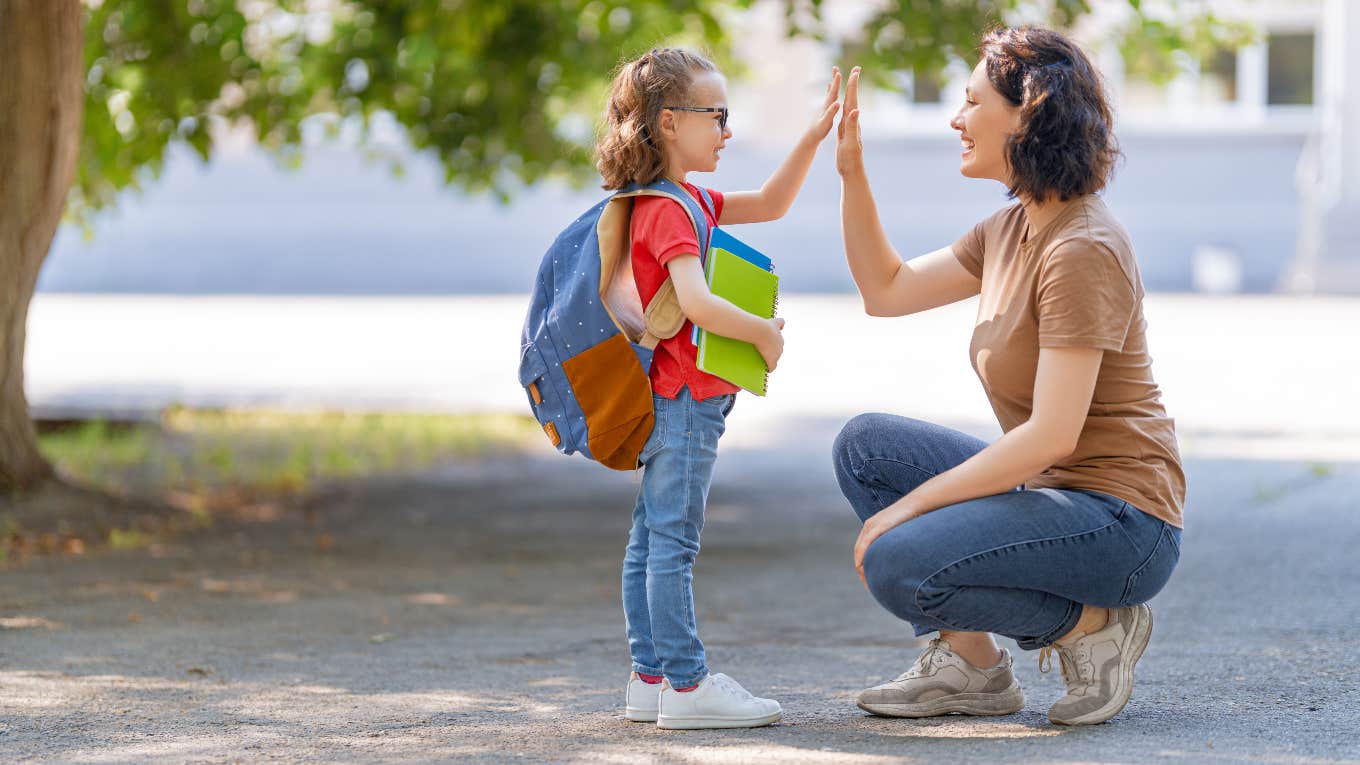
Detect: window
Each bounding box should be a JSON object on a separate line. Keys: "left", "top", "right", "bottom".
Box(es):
{"left": 1266, "top": 32, "right": 1314, "bottom": 105}
{"left": 1201, "top": 46, "right": 1238, "bottom": 104}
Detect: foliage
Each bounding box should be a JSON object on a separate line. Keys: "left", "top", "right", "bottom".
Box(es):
{"left": 75, "top": 0, "right": 750, "bottom": 222}
{"left": 778, "top": 1, "right": 1253, "bottom": 91}
{"left": 74, "top": 0, "right": 1243, "bottom": 222}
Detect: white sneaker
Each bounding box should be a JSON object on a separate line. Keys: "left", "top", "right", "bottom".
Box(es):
{"left": 624, "top": 672, "right": 661, "bottom": 722}
{"left": 656, "top": 673, "right": 782, "bottom": 730}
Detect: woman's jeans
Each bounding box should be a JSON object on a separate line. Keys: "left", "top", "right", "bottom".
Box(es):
{"left": 622, "top": 388, "right": 736, "bottom": 688}
{"left": 833, "top": 413, "right": 1181, "bottom": 650}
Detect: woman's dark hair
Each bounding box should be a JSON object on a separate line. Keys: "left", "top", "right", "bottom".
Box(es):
{"left": 980, "top": 26, "right": 1121, "bottom": 203}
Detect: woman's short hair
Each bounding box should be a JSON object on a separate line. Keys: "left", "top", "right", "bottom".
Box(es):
{"left": 980, "top": 26, "right": 1121, "bottom": 203}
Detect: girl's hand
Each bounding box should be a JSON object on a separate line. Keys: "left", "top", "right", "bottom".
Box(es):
{"left": 853, "top": 500, "right": 913, "bottom": 587}
{"left": 836, "top": 67, "right": 864, "bottom": 177}
{"left": 805, "top": 67, "right": 842, "bottom": 142}
{"left": 755, "top": 317, "right": 786, "bottom": 372}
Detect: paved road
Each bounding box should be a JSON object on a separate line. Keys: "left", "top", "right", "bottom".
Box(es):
{"left": 2, "top": 423, "right": 1357, "bottom": 763}
{"left": 6, "top": 293, "right": 1359, "bottom": 761}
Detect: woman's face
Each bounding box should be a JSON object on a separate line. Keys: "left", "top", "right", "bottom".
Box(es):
{"left": 949, "top": 60, "right": 1022, "bottom": 184}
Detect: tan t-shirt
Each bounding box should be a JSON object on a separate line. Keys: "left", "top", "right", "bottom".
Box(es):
{"left": 952, "top": 195, "right": 1185, "bottom": 528}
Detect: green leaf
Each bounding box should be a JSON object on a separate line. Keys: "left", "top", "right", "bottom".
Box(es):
{"left": 70, "top": 0, "right": 1238, "bottom": 221}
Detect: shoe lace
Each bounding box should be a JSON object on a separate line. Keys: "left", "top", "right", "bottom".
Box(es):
{"left": 1038, "top": 646, "right": 1056, "bottom": 675}
{"left": 711, "top": 674, "right": 755, "bottom": 701}
{"left": 895, "top": 638, "right": 947, "bottom": 682}
{"left": 1039, "top": 642, "right": 1094, "bottom": 693}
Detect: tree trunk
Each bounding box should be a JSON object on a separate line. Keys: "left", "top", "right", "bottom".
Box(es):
{"left": 0, "top": 0, "right": 83, "bottom": 490}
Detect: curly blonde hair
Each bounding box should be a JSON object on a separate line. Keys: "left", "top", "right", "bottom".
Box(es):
{"left": 596, "top": 48, "right": 718, "bottom": 190}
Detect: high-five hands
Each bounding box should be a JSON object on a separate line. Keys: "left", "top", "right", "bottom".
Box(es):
{"left": 835, "top": 66, "right": 863, "bottom": 177}
{"left": 805, "top": 67, "right": 843, "bottom": 142}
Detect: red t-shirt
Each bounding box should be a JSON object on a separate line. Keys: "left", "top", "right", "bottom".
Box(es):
{"left": 630, "top": 182, "right": 741, "bottom": 401}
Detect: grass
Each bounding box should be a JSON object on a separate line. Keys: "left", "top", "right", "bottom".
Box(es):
{"left": 38, "top": 407, "right": 542, "bottom": 508}
{"left": 1251, "top": 461, "right": 1339, "bottom": 506}
{"left": 1309, "top": 463, "right": 1335, "bottom": 479}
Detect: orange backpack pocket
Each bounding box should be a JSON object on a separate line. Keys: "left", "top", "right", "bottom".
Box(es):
{"left": 561, "top": 334, "right": 654, "bottom": 470}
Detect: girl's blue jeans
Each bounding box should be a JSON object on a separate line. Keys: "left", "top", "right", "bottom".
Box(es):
{"left": 622, "top": 387, "right": 736, "bottom": 688}
{"left": 833, "top": 413, "right": 1181, "bottom": 650}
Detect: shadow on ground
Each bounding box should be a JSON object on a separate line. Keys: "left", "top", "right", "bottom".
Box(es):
{"left": 2, "top": 417, "right": 1358, "bottom": 763}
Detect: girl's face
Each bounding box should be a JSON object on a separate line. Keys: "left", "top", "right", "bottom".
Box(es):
{"left": 659, "top": 70, "right": 733, "bottom": 176}
{"left": 949, "top": 60, "right": 1022, "bottom": 184}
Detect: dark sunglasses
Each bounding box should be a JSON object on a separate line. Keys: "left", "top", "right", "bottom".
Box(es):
{"left": 663, "top": 106, "right": 729, "bottom": 130}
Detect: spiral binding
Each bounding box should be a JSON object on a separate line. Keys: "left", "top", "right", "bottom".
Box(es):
{"left": 764, "top": 290, "right": 780, "bottom": 391}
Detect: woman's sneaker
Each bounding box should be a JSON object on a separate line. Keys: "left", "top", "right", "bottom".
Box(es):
{"left": 655, "top": 673, "right": 782, "bottom": 729}
{"left": 856, "top": 638, "right": 1025, "bottom": 718}
{"left": 624, "top": 672, "right": 661, "bottom": 722}
{"left": 1041, "top": 603, "right": 1153, "bottom": 725}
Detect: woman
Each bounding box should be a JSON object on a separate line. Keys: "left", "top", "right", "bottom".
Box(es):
{"left": 831, "top": 26, "right": 1185, "bottom": 726}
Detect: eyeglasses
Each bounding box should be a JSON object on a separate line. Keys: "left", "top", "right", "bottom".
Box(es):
{"left": 663, "top": 106, "right": 729, "bottom": 130}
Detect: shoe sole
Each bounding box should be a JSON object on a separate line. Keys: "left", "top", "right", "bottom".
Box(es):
{"left": 857, "top": 683, "right": 1026, "bottom": 718}
{"left": 625, "top": 707, "right": 658, "bottom": 723}
{"left": 655, "top": 710, "right": 782, "bottom": 730}
{"left": 1050, "top": 603, "right": 1153, "bottom": 726}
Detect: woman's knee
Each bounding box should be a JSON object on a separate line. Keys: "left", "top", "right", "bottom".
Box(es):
{"left": 833, "top": 414, "right": 877, "bottom": 480}
{"left": 832, "top": 413, "right": 951, "bottom": 478}
{"left": 862, "top": 534, "right": 934, "bottom": 623}
{"left": 832, "top": 412, "right": 908, "bottom": 493}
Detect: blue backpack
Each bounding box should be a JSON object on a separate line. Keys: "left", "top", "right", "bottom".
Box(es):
{"left": 518, "top": 178, "right": 714, "bottom": 470}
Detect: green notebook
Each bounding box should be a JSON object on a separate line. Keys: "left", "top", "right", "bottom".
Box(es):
{"left": 695, "top": 247, "right": 780, "bottom": 396}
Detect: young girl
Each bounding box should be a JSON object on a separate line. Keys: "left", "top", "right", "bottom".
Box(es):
{"left": 595, "top": 48, "right": 840, "bottom": 729}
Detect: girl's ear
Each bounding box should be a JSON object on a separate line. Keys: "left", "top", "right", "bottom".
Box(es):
{"left": 656, "top": 108, "right": 677, "bottom": 141}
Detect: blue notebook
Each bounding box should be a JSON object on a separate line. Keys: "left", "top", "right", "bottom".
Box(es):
{"left": 692, "top": 227, "right": 774, "bottom": 344}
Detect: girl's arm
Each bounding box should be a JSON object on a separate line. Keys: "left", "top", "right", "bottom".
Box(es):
{"left": 666, "top": 255, "right": 785, "bottom": 370}
{"left": 719, "top": 68, "right": 841, "bottom": 225}
{"left": 851, "top": 346, "right": 1104, "bottom": 583}
{"left": 836, "top": 67, "right": 981, "bottom": 316}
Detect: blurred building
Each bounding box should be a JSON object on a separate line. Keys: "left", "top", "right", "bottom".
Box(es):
{"left": 729, "top": 0, "right": 1351, "bottom": 293}
{"left": 39, "top": 0, "right": 1356, "bottom": 295}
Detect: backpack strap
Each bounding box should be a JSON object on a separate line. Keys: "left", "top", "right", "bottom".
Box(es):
{"left": 695, "top": 187, "right": 717, "bottom": 223}
{"left": 610, "top": 178, "right": 713, "bottom": 349}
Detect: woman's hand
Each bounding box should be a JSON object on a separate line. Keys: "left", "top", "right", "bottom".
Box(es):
{"left": 853, "top": 499, "right": 916, "bottom": 587}
{"left": 804, "top": 67, "right": 842, "bottom": 143}
{"left": 835, "top": 66, "right": 864, "bottom": 177}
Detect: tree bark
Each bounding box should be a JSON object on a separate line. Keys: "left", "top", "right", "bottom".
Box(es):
{"left": 0, "top": 0, "right": 83, "bottom": 490}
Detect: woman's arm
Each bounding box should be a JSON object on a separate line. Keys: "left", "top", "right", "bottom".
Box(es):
{"left": 836, "top": 67, "right": 981, "bottom": 316}
{"left": 852, "top": 346, "right": 1104, "bottom": 583}
{"left": 720, "top": 69, "right": 841, "bottom": 225}
{"left": 666, "top": 254, "right": 785, "bottom": 370}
